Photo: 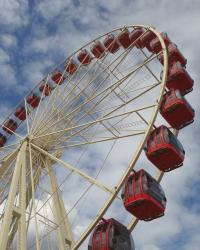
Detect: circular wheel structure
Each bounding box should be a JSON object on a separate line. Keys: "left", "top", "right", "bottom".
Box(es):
{"left": 0, "top": 24, "right": 182, "bottom": 250}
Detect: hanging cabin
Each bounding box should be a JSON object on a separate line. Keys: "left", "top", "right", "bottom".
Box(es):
{"left": 104, "top": 34, "right": 120, "bottom": 53}
{"left": 129, "top": 28, "right": 145, "bottom": 48}
{"left": 39, "top": 81, "right": 52, "bottom": 96}
{"left": 139, "top": 30, "right": 157, "bottom": 52}
{"left": 77, "top": 49, "right": 92, "bottom": 65}
{"left": 14, "top": 106, "right": 26, "bottom": 121}
{"left": 150, "top": 32, "right": 172, "bottom": 54}
{"left": 91, "top": 41, "right": 105, "bottom": 58}
{"left": 165, "top": 62, "right": 194, "bottom": 95}
{"left": 27, "top": 93, "right": 40, "bottom": 108}
{"left": 121, "top": 169, "right": 166, "bottom": 221}
{"left": 3, "top": 119, "right": 18, "bottom": 134}
{"left": 144, "top": 125, "right": 185, "bottom": 171}
{"left": 117, "top": 29, "right": 132, "bottom": 49}
{"left": 0, "top": 133, "right": 7, "bottom": 147}
{"left": 88, "top": 218, "right": 135, "bottom": 250}
{"left": 158, "top": 43, "right": 187, "bottom": 67}
{"left": 51, "top": 70, "right": 65, "bottom": 85}
{"left": 160, "top": 89, "right": 195, "bottom": 129}
{"left": 65, "top": 59, "right": 78, "bottom": 75}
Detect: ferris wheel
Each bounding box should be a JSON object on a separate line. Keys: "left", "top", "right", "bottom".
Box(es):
{"left": 0, "top": 24, "right": 195, "bottom": 250}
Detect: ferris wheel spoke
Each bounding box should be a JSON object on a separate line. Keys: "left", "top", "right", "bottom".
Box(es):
{"left": 139, "top": 48, "right": 160, "bottom": 82}
{"left": 32, "top": 50, "right": 115, "bottom": 134}
{"left": 0, "top": 125, "right": 24, "bottom": 140}
{"left": 31, "top": 143, "right": 117, "bottom": 197}
{"left": 30, "top": 74, "right": 52, "bottom": 134}
{"left": 33, "top": 50, "right": 133, "bottom": 137}
{"left": 33, "top": 39, "right": 141, "bottom": 136}
{"left": 52, "top": 82, "right": 159, "bottom": 146}
{"left": 53, "top": 131, "right": 145, "bottom": 150}
{"left": 36, "top": 53, "right": 159, "bottom": 138}
{"left": 33, "top": 104, "right": 154, "bottom": 141}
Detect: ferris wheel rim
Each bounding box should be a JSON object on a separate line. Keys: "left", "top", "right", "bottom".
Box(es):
{"left": 0, "top": 24, "right": 169, "bottom": 250}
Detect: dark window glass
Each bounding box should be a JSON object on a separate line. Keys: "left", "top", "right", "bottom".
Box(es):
{"left": 142, "top": 174, "right": 148, "bottom": 192}
{"left": 128, "top": 177, "right": 133, "bottom": 198}
{"left": 134, "top": 179, "right": 140, "bottom": 195}
{"left": 101, "top": 231, "right": 106, "bottom": 248}
{"left": 168, "top": 129, "right": 185, "bottom": 154}
{"left": 108, "top": 225, "right": 114, "bottom": 248}
{"left": 95, "top": 232, "right": 100, "bottom": 249}
{"left": 163, "top": 128, "right": 170, "bottom": 143}
{"left": 149, "top": 133, "right": 155, "bottom": 147}
{"left": 145, "top": 174, "right": 166, "bottom": 206}
{"left": 175, "top": 90, "right": 182, "bottom": 99}
{"left": 156, "top": 128, "right": 162, "bottom": 144}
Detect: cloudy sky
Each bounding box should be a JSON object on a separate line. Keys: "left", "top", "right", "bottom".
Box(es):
{"left": 0, "top": 0, "right": 200, "bottom": 249}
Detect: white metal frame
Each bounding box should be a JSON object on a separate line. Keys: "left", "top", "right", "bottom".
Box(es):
{"left": 0, "top": 24, "right": 170, "bottom": 250}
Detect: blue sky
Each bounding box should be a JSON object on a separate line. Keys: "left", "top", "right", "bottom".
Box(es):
{"left": 0, "top": 0, "right": 200, "bottom": 249}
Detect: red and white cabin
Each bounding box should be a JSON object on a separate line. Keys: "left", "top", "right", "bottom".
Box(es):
{"left": 160, "top": 89, "right": 195, "bottom": 129}
{"left": 104, "top": 34, "right": 120, "bottom": 53}
{"left": 39, "top": 81, "right": 52, "bottom": 96}
{"left": 88, "top": 218, "right": 135, "bottom": 250}
{"left": 150, "top": 32, "right": 172, "bottom": 54}
{"left": 14, "top": 106, "right": 26, "bottom": 121}
{"left": 77, "top": 49, "right": 92, "bottom": 65}
{"left": 0, "top": 133, "right": 7, "bottom": 147}
{"left": 139, "top": 30, "right": 157, "bottom": 52}
{"left": 122, "top": 169, "right": 166, "bottom": 221}
{"left": 158, "top": 43, "right": 187, "bottom": 67}
{"left": 129, "top": 27, "right": 144, "bottom": 48}
{"left": 27, "top": 93, "right": 40, "bottom": 108}
{"left": 144, "top": 125, "right": 185, "bottom": 171}
{"left": 65, "top": 59, "right": 78, "bottom": 75}
{"left": 91, "top": 41, "right": 105, "bottom": 58}
{"left": 51, "top": 70, "right": 65, "bottom": 85}
{"left": 3, "top": 119, "right": 18, "bottom": 134}
{"left": 166, "top": 62, "right": 194, "bottom": 95}
{"left": 117, "top": 29, "right": 132, "bottom": 49}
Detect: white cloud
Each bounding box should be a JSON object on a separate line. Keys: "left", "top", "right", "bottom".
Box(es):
{"left": 0, "top": 48, "right": 16, "bottom": 87}
{"left": 0, "top": 0, "right": 29, "bottom": 28}
{"left": 0, "top": 48, "right": 10, "bottom": 63}
{"left": 35, "top": 0, "right": 71, "bottom": 21}
{"left": 0, "top": 34, "right": 17, "bottom": 48}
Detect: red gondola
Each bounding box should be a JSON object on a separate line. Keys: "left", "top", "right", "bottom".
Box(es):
{"left": 91, "top": 41, "right": 105, "bottom": 58}
{"left": 88, "top": 218, "right": 135, "bottom": 250}
{"left": 129, "top": 28, "right": 145, "bottom": 48}
{"left": 166, "top": 62, "right": 194, "bottom": 95}
{"left": 77, "top": 49, "right": 92, "bottom": 65}
{"left": 27, "top": 93, "right": 40, "bottom": 108}
{"left": 117, "top": 29, "right": 132, "bottom": 49}
{"left": 144, "top": 125, "right": 185, "bottom": 171}
{"left": 51, "top": 70, "right": 65, "bottom": 85}
{"left": 150, "top": 32, "right": 172, "bottom": 54}
{"left": 139, "top": 30, "right": 157, "bottom": 51}
{"left": 158, "top": 43, "right": 187, "bottom": 67}
{"left": 3, "top": 119, "right": 18, "bottom": 134}
{"left": 122, "top": 169, "right": 166, "bottom": 221}
{"left": 14, "top": 106, "right": 26, "bottom": 121}
{"left": 104, "top": 34, "right": 120, "bottom": 53}
{"left": 0, "top": 133, "right": 7, "bottom": 147}
{"left": 39, "top": 82, "right": 52, "bottom": 96}
{"left": 160, "top": 89, "right": 195, "bottom": 129}
{"left": 65, "top": 59, "right": 78, "bottom": 74}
